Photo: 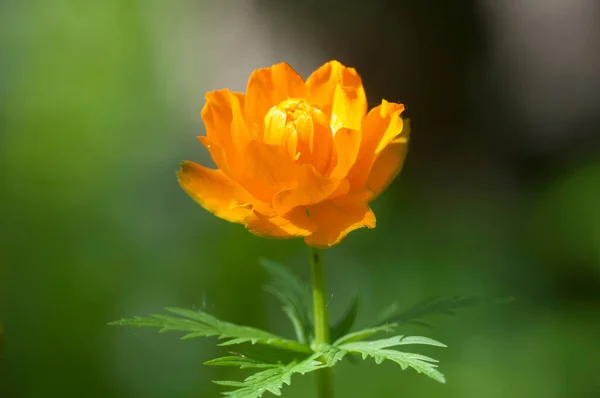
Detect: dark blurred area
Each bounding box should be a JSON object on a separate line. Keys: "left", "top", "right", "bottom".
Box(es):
{"left": 1, "top": 0, "right": 599, "bottom": 397}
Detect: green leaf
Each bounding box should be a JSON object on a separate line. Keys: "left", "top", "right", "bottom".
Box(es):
{"left": 215, "top": 353, "right": 326, "bottom": 397}
{"left": 320, "top": 345, "right": 349, "bottom": 367}
{"left": 376, "top": 295, "right": 514, "bottom": 327}
{"left": 338, "top": 335, "right": 447, "bottom": 383}
{"left": 341, "top": 335, "right": 447, "bottom": 350}
{"left": 260, "top": 258, "right": 313, "bottom": 344}
{"left": 332, "top": 324, "right": 397, "bottom": 346}
{"left": 205, "top": 356, "right": 280, "bottom": 369}
{"left": 109, "top": 307, "right": 312, "bottom": 354}
{"left": 330, "top": 294, "right": 360, "bottom": 342}
{"left": 219, "top": 342, "right": 312, "bottom": 365}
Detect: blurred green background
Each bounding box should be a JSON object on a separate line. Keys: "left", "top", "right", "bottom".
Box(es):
{"left": 2, "top": 1, "right": 600, "bottom": 397}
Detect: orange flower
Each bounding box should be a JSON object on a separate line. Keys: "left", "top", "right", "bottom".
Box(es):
{"left": 178, "top": 61, "right": 409, "bottom": 248}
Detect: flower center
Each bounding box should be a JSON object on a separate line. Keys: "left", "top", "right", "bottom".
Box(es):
{"left": 263, "top": 99, "right": 336, "bottom": 174}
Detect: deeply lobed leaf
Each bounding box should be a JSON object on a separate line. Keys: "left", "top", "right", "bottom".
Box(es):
{"left": 215, "top": 353, "right": 326, "bottom": 398}
{"left": 332, "top": 324, "right": 397, "bottom": 346}
{"left": 205, "top": 356, "right": 281, "bottom": 369}
{"left": 376, "top": 295, "right": 513, "bottom": 328}
{"left": 337, "top": 336, "right": 447, "bottom": 383}
{"left": 330, "top": 294, "right": 360, "bottom": 342}
{"left": 260, "top": 259, "right": 313, "bottom": 344}
{"left": 109, "top": 307, "right": 312, "bottom": 354}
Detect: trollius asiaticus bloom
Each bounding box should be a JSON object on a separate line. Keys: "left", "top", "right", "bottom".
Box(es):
{"left": 178, "top": 60, "right": 409, "bottom": 248}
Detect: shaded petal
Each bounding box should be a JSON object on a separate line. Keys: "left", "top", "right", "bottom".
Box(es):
{"left": 239, "top": 140, "right": 299, "bottom": 204}
{"left": 201, "top": 90, "right": 252, "bottom": 177}
{"left": 245, "top": 207, "right": 317, "bottom": 238}
{"left": 330, "top": 128, "right": 361, "bottom": 179}
{"left": 365, "top": 138, "right": 408, "bottom": 201}
{"left": 306, "top": 60, "right": 367, "bottom": 130}
{"left": 346, "top": 100, "right": 406, "bottom": 191}
{"left": 273, "top": 165, "right": 346, "bottom": 215}
{"left": 245, "top": 62, "right": 306, "bottom": 134}
{"left": 198, "top": 137, "right": 277, "bottom": 217}
{"left": 294, "top": 106, "right": 337, "bottom": 175}
{"left": 201, "top": 89, "right": 247, "bottom": 146}
{"left": 198, "top": 136, "right": 229, "bottom": 175}
{"left": 177, "top": 161, "right": 250, "bottom": 223}
{"left": 303, "top": 194, "right": 376, "bottom": 248}
{"left": 231, "top": 186, "right": 277, "bottom": 218}
{"left": 328, "top": 178, "right": 351, "bottom": 200}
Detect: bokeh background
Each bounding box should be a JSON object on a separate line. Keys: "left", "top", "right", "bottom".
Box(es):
{"left": 2, "top": 1, "right": 600, "bottom": 397}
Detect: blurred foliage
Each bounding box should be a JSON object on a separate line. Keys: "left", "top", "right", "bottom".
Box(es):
{"left": 1, "top": 1, "right": 599, "bottom": 398}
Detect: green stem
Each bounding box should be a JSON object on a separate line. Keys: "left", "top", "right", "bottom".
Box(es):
{"left": 309, "top": 247, "right": 333, "bottom": 398}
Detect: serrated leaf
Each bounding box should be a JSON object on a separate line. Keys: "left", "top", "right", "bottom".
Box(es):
{"left": 376, "top": 295, "right": 514, "bottom": 327}
{"left": 332, "top": 324, "right": 396, "bottom": 346}
{"left": 398, "top": 336, "right": 448, "bottom": 347}
{"left": 216, "top": 353, "right": 326, "bottom": 398}
{"left": 342, "top": 335, "right": 446, "bottom": 350}
{"left": 263, "top": 286, "right": 308, "bottom": 345}
{"left": 260, "top": 258, "right": 313, "bottom": 344}
{"left": 320, "top": 346, "right": 348, "bottom": 367}
{"left": 205, "top": 356, "right": 280, "bottom": 369}
{"left": 330, "top": 294, "right": 360, "bottom": 342}
{"left": 214, "top": 380, "right": 246, "bottom": 387}
{"left": 222, "top": 342, "right": 312, "bottom": 365}
{"left": 110, "top": 307, "right": 312, "bottom": 354}
{"left": 375, "top": 302, "right": 401, "bottom": 326}
{"left": 338, "top": 336, "right": 447, "bottom": 383}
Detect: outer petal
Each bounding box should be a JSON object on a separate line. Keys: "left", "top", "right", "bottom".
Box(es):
{"left": 272, "top": 165, "right": 347, "bottom": 215}
{"left": 198, "top": 136, "right": 228, "bottom": 174}
{"left": 346, "top": 100, "right": 406, "bottom": 191}
{"left": 364, "top": 138, "right": 408, "bottom": 201}
{"left": 201, "top": 90, "right": 252, "bottom": 177}
{"left": 198, "top": 136, "right": 277, "bottom": 217}
{"left": 229, "top": 187, "right": 276, "bottom": 218}
{"left": 245, "top": 62, "right": 307, "bottom": 134}
{"left": 303, "top": 194, "right": 376, "bottom": 248}
{"left": 374, "top": 101, "right": 405, "bottom": 154}
{"left": 306, "top": 60, "right": 367, "bottom": 131}
{"left": 177, "top": 161, "right": 251, "bottom": 223}
{"left": 330, "top": 83, "right": 365, "bottom": 132}
{"left": 239, "top": 140, "right": 299, "bottom": 204}
{"left": 245, "top": 207, "right": 317, "bottom": 238}
{"left": 201, "top": 89, "right": 244, "bottom": 143}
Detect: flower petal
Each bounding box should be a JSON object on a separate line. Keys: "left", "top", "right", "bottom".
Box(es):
{"left": 201, "top": 90, "right": 252, "bottom": 176}
{"left": 293, "top": 106, "right": 337, "bottom": 175}
{"left": 198, "top": 136, "right": 229, "bottom": 174}
{"left": 263, "top": 106, "right": 299, "bottom": 158}
{"left": 239, "top": 140, "right": 299, "bottom": 204}
{"left": 330, "top": 83, "right": 366, "bottom": 132}
{"left": 365, "top": 138, "right": 408, "bottom": 201}
{"left": 330, "top": 128, "right": 361, "bottom": 179}
{"left": 198, "top": 136, "right": 277, "bottom": 217}
{"left": 245, "top": 62, "right": 306, "bottom": 134}
{"left": 346, "top": 100, "right": 406, "bottom": 191}
{"left": 272, "top": 165, "right": 346, "bottom": 215}
{"left": 245, "top": 207, "right": 317, "bottom": 238}
{"left": 177, "top": 161, "right": 251, "bottom": 223}
{"left": 303, "top": 194, "right": 376, "bottom": 248}
{"left": 306, "top": 60, "right": 367, "bottom": 131}
{"left": 375, "top": 101, "right": 405, "bottom": 154}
